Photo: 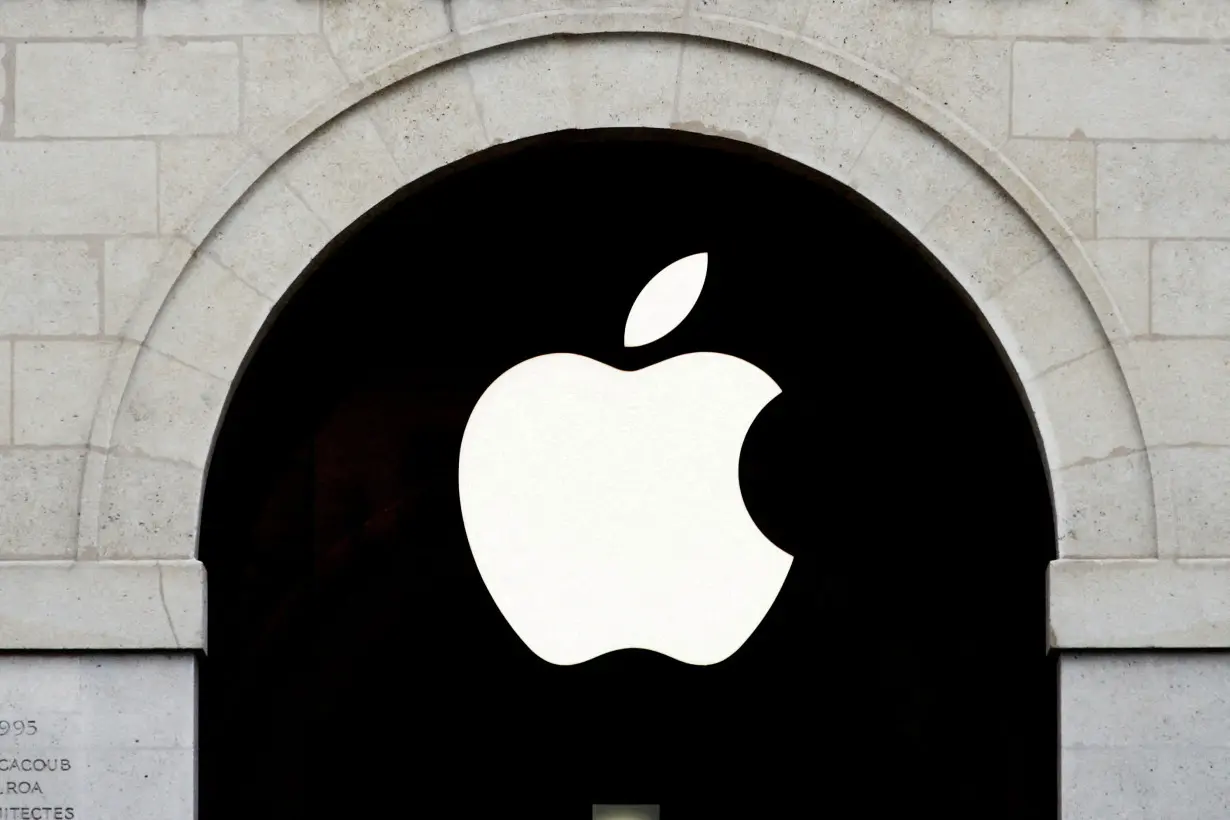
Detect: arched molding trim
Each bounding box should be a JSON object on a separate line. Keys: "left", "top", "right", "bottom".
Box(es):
{"left": 78, "top": 15, "right": 1160, "bottom": 573}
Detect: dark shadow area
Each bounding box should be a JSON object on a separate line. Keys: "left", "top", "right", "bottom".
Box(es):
{"left": 199, "top": 129, "right": 1057, "bottom": 819}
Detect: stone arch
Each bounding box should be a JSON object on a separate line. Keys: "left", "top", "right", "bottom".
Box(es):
{"left": 78, "top": 18, "right": 1158, "bottom": 569}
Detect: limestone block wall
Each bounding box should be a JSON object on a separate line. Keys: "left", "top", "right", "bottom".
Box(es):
{"left": 0, "top": 0, "right": 1227, "bottom": 645}
{"left": 3, "top": 2, "right": 1230, "bottom": 816}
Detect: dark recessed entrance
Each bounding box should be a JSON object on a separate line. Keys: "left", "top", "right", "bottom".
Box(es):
{"left": 198, "top": 129, "right": 1056, "bottom": 819}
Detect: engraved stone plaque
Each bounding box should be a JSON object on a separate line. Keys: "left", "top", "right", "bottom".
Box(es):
{"left": 0, "top": 655, "right": 194, "bottom": 820}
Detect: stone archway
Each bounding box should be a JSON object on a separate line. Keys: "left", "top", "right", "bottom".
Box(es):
{"left": 194, "top": 125, "right": 1058, "bottom": 816}
{"left": 59, "top": 21, "right": 1153, "bottom": 817}
{"left": 73, "top": 26, "right": 1156, "bottom": 655}
{"left": 79, "top": 28, "right": 1154, "bottom": 572}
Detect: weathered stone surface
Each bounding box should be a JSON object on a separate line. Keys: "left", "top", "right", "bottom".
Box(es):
{"left": 0, "top": 0, "right": 137, "bottom": 37}
{"left": 0, "top": 449, "right": 86, "bottom": 559}
{"left": 1083, "top": 240, "right": 1150, "bottom": 337}
{"left": 323, "top": 0, "right": 451, "bottom": 80}
{"left": 0, "top": 241, "right": 98, "bottom": 334}
{"left": 14, "top": 341, "right": 119, "bottom": 446}
{"left": 243, "top": 36, "right": 347, "bottom": 143}
{"left": 1051, "top": 560, "right": 1230, "bottom": 647}
{"left": 157, "top": 137, "right": 252, "bottom": 236}
{"left": 144, "top": 0, "right": 320, "bottom": 35}
{"left": 0, "top": 142, "right": 156, "bottom": 235}
{"left": 1152, "top": 242, "right": 1230, "bottom": 336}
{"left": 936, "top": 0, "right": 1230, "bottom": 38}
{"left": 1014, "top": 42, "right": 1230, "bottom": 140}
{"left": 1098, "top": 143, "right": 1230, "bottom": 238}
{"left": 1134, "top": 340, "right": 1230, "bottom": 447}
{"left": 0, "top": 342, "right": 9, "bottom": 446}
{"left": 1001, "top": 138, "right": 1096, "bottom": 238}
{"left": 0, "top": 563, "right": 204, "bottom": 646}
{"left": 15, "top": 42, "right": 240, "bottom": 138}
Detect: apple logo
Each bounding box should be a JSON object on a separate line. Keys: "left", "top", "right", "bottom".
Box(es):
{"left": 458, "top": 252, "right": 793, "bottom": 666}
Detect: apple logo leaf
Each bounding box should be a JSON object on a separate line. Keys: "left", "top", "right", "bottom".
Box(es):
{"left": 623, "top": 252, "right": 708, "bottom": 348}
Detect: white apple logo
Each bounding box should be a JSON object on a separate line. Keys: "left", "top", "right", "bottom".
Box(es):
{"left": 458, "top": 252, "right": 793, "bottom": 666}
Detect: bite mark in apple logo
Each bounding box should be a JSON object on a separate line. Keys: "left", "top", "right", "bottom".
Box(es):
{"left": 458, "top": 252, "right": 794, "bottom": 666}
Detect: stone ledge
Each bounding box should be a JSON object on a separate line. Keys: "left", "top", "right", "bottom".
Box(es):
{"left": 4, "top": 558, "right": 1229, "bottom": 650}
{"left": 0, "top": 560, "right": 204, "bottom": 650}
{"left": 1050, "top": 559, "right": 1230, "bottom": 649}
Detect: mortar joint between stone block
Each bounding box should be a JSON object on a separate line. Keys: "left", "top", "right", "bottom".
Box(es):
{"left": 1147, "top": 238, "right": 1155, "bottom": 335}
{"left": 93, "top": 242, "right": 107, "bottom": 337}
{"left": 1007, "top": 37, "right": 1015, "bottom": 139}
{"left": 7, "top": 340, "right": 13, "bottom": 447}
{"left": 460, "top": 59, "right": 491, "bottom": 147}
{"left": 0, "top": 41, "right": 14, "bottom": 139}
{"left": 443, "top": 0, "right": 455, "bottom": 34}
{"left": 237, "top": 36, "right": 248, "bottom": 142}
{"left": 153, "top": 140, "right": 163, "bottom": 236}
{"left": 1091, "top": 140, "right": 1104, "bottom": 242}
{"left": 843, "top": 104, "right": 890, "bottom": 186}
{"left": 667, "top": 37, "right": 686, "bottom": 125}
{"left": 157, "top": 563, "right": 182, "bottom": 648}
